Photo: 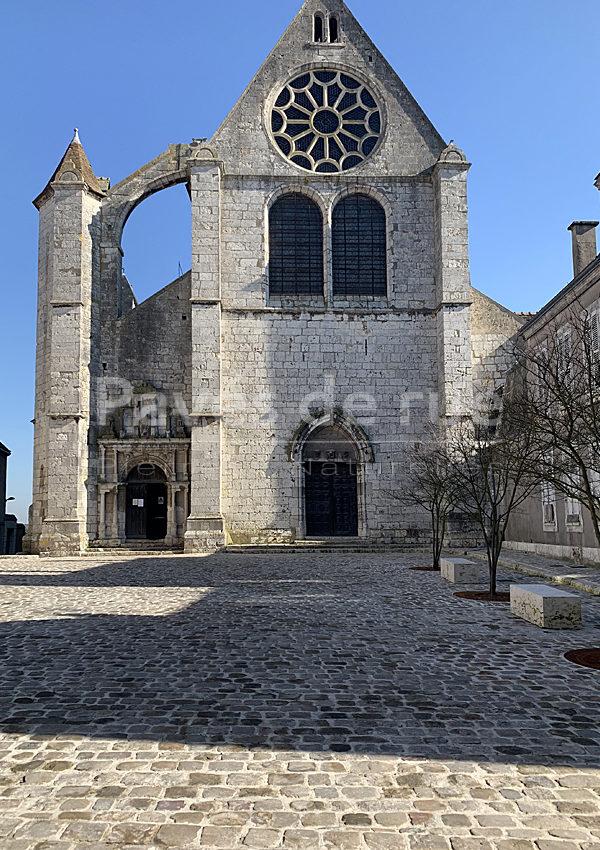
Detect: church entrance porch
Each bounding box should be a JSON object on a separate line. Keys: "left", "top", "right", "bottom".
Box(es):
{"left": 95, "top": 440, "right": 191, "bottom": 550}
{"left": 300, "top": 422, "right": 363, "bottom": 539}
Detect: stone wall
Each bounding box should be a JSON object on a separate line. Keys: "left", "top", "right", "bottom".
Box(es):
{"left": 116, "top": 272, "right": 192, "bottom": 406}
{"left": 211, "top": 0, "right": 445, "bottom": 180}
{"left": 220, "top": 308, "right": 438, "bottom": 543}
{"left": 471, "top": 287, "right": 525, "bottom": 415}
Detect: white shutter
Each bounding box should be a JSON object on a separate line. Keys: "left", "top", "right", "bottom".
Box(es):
{"left": 557, "top": 328, "right": 572, "bottom": 378}
{"left": 536, "top": 342, "right": 548, "bottom": 403}
{"left": 542, "top": 482, "right": 557, "bottom": 529}
{"left": 590, "top": 305, "right": 600, "bottom": 383}
{"left": 565, "top": 495, "right": 582, "bottom": 528}
{"left": 541, "top": 451, "right": 557, "bottom": 530}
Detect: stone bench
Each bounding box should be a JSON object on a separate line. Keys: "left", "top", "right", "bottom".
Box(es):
{"left": 510, "top": 584, "right": 582, "bottom": 629}
{"left": 440, "top": 557, "right": 486, "bottom": 584}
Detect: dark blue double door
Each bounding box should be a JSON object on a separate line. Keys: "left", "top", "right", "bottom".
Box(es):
{"left": 304, "top": 461, "right": 358, "bottom": 537}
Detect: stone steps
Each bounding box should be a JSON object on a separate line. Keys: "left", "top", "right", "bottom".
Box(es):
{"left": 83, "top": 543, "right": 426, "bottom": 557}
{"left": 223, "top": 543, "right": 424, "bottom": 555}
{"left": 87, "top": 545, "right": 184, "bottom": 557}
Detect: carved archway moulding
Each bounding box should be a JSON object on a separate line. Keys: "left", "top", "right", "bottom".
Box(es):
{"left": 289, "top": 409, "right": 375, "bottom": 464}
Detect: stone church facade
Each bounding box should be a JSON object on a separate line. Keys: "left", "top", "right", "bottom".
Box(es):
{"left": 26, "top": 0, "right": 521, "bottom": 556}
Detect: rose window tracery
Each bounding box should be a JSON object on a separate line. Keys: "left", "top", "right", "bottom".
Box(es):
{"left": 270, "top": 70, "right": 382, "bottom": 173}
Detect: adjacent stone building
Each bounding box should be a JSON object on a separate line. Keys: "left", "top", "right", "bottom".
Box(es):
{"left": 506, "top": 203, "right": 600, "bottom": 562}
{"left": 26, "top": 0, "right": 522, "bottom": 556}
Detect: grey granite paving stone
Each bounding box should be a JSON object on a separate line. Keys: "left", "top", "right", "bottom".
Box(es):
{"left": 0, "top": 551, "right": 598, "bottom": 848}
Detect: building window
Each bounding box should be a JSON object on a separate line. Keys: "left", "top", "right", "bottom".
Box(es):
{"left": 533, "top": 342, "right": 549, "bottom": 405}
{"left": 332, "top": 194, "right": 387, "bottom": 296}
{"left": 329, "top": 15, "right": 339, "bottom": 42}
{"left": 585, "top": 301, "right": 600, "bottom": 383}
{"left": 565, "top": 494, "right": 583, "bottom": 530}
{"left": 541, "top": 481, "right": 557, "bottom": 531}
{"left": 271, "top": 70, "right": 382, "bottom": 173}
{"left": 313, "top": 13, "right": 324, "bottom": 42}
{"left": 269, "top": 193, "right": 324, "bottom": 296}
{"left": 564, "top": 464, "right": 583, "bottom": 531}
{"left": 556, "top": 326, "right": 572, "bottom": 378}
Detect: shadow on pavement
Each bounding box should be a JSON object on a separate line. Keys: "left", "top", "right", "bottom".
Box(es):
{"left": 0, "top": 554, "right": 598, "bottom": 767}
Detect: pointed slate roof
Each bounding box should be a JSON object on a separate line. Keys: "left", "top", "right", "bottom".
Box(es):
{"left": 34, "top": 129, "right": 107, "bottom": 208}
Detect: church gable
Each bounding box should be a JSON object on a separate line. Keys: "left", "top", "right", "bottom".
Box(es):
{"left": 210, "top": 0, "right": 446, "bottom": 178}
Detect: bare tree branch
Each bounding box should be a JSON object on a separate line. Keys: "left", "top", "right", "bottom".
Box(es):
{"left": 401, "top": 430, "right": 458, "bottom": 570}
{"left": 511, "top": 300, "right": 600, "bottom": 545}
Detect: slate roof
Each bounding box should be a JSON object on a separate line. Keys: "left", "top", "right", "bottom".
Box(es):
{"left": 34, "top": 129, "right": 107, "bottom": 208}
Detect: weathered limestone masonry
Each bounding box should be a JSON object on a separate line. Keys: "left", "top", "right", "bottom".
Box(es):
{"left": 432, "top": 146, "right": 473, "bottom": 423}
{"left": 26, "top": 0, "right": 523, "bottom": 555}
{"left": 27, "top": 134, "right": 106, "bottom": 556}
{"left": 471, "top": 288, "right": 527, "bottom": 402}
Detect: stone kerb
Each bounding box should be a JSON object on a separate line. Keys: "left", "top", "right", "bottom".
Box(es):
{"left": 440, "top": 557, "right": 485, "bottom": 584}
{"left": 510, "top": 584, "right": 582, "bottom": 629}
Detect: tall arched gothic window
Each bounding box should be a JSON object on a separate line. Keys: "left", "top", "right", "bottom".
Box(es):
{"left": 269, "top": 194, "right": 324, "bottom": 296}
{"left": 332, "top": 194, "right": 387, "bottom": 297}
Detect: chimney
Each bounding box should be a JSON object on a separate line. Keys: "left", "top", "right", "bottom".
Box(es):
{"left": 568, "top": 221, "right": 599, "bottom": 276}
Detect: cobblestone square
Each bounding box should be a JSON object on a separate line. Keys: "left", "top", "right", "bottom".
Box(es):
{"left": 0, "top": 552, "right": 599, "bottom": 849}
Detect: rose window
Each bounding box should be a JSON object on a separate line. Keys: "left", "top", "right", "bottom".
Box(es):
{"left": 271, "top": 70, "right": 382, "bottom": 173}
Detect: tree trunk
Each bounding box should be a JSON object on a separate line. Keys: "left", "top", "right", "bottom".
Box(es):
{"left": 488, "top": 527, "right": 503, "bottom": 597}
{"left": 431, "top": 509, "right": 440, "bottom": 569}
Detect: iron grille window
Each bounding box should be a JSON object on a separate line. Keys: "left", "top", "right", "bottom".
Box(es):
{"left": 269, "top": 193, "right": 324, "bottom": 296}
{"left": 332, "top": 194, "right": 387, "bottom": 296}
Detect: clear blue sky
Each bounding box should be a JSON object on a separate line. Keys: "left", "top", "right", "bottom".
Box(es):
{"left": 1, "top": 0, "right": 599, "bottom": 524}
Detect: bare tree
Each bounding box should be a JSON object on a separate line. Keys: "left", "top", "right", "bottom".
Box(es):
{"left": 513, "top": 303, "right": 600, "bottom": 545}
{"left": 404, "top": 434, "right": 457, "bottom": 570}
{"left": 448, "top": 392, "right": 542, "bottom": 597}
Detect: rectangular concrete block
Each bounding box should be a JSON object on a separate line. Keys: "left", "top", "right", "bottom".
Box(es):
{"left": 440, "top": 557, "right": 485, "bottom": 584}
{"left": 510, "top": 584, "right": 582, "bottom": 629}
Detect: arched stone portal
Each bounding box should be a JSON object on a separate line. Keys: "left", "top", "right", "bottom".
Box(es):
{"left": 302, "top": 424, "right": 359, "bottom": 538}
{"left": 125, "top": 464, "right": 168, "bottom": 541}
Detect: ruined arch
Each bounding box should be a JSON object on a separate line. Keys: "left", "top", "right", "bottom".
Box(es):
{"left": 121, "top": 183, "right": 191, "bottom": 303}
{"left": 101, "top": 145, "right": 191, "bottom": 248}
{"left": 97, "top": 145, "right": 192, "bottom": 323}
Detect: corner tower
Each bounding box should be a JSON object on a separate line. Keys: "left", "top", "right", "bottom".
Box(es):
{"left": 26, "top": 130, "right": 106, "bottom": 555}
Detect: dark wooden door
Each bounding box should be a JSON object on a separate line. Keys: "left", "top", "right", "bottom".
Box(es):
{"left": 126, "top": 483, "right": 168, "bottom": 540}
{"left": 305, "top": 461, "right": 358, "bottom": 537}
{"left": 126, "top": 483, "right": 147, "bottom": 539}
{"left": 146, "top": 483, "right": 167, "bottom": 540}
{"left": 334, "top": 464, "right": 359, "bottom": 536}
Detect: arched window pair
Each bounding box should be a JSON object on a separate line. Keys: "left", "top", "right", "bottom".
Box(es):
{"left": 269, "top": 193, "right": 387, "bottom": 298}
{"left": 314, "top": 13, "right": 339, "bottom": 44}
